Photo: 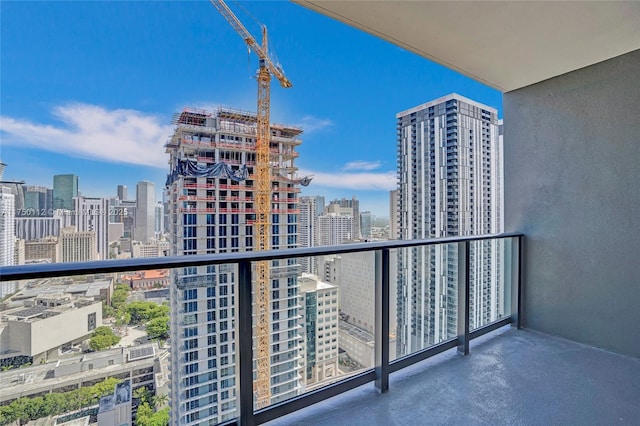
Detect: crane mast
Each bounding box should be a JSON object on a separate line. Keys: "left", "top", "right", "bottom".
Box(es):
{"left": 210, "top": 0, "right": 292, "bottom": 409}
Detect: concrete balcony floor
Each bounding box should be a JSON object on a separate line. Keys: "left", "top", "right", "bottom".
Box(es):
{"left": 267, "top": 328, "right": 640, "bottom": 425}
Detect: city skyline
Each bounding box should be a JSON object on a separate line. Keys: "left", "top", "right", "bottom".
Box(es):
{"left": 0, "top": 1, "right": 502, "bottom": 217}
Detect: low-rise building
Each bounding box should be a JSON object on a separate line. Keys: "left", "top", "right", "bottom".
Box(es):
{"left": 0, "top": 343, "right": 166, "bottom": 414}
{"left": 0, "top": 299, "right": 102, "bottom": 366}
{"left": 120, "top": 270, "right": 170, "bottom": 290}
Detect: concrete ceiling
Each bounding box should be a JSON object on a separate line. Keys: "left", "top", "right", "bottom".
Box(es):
{"left": 294, "top": 1, "right": 640, "bottom": 92}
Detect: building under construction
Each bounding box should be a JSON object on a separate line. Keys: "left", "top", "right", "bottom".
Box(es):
{"left": 165, "top": 107, "right": 307, "bottom": 424}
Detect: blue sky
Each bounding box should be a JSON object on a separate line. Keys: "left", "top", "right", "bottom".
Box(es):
{"left": 0, "top": 1, "right": 502, "bottom": 217}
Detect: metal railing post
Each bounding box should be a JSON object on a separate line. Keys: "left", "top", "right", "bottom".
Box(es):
{"left": 457, "top": 241, "right": 470, "bottom": 355}
{"left": 375, "top": 249, "right": 390, "bottom": 393}
{"left": 511, "top": 235, "right": 524, "bottom": 329}
{"left": 237, "top": 260, "right": 255, "bottom": 425}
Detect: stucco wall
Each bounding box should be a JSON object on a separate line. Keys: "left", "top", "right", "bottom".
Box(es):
{"left": 504, "top": 49, "right": 640, "bottom": 357}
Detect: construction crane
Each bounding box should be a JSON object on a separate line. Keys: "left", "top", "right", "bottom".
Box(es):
{"left": 209, "top": 0, "right": 292, "bottom": 409}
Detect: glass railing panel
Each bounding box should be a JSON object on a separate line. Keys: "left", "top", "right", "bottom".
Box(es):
{"left": 0, "top": 264, "right": 239, "bottom": 426}
{"left": 469, "top": 237, "right": 513, "bottom": 332}
{"left": 254, "top": 252, "right": 375, "bottom": 410}
{"left": 394, "top": 242, "right": 460, "bottom": 358}
{"left": 170, "top": 263, "right": 238, "bottom": 425}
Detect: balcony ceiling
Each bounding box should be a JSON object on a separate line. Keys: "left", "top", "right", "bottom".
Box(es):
{"left": 294, "top": 1, "right": 640, "bottom": 92}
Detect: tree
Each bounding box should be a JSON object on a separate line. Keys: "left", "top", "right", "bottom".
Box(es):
{"left": 151, "top": 393, "right": 168, "bottom": 409}
{"left": 0, "top": 377, "right": 120, "bottom": 425}
{"left": 133, "top": 386, "right": 152, "bottom": 405}
{"left": 89, "top": 326, "right": 120, "bottom": 351}
{"left": 135, "top": 404, "right": 169, "bottom": 426}
{"left": 127, "top": 302, "right": 169, "bottom": 325}
{"left": 114, "top": 308, "right": 131, "bottom": 328}
{"left": 145, "top": 316, "right": 169, "bottom": 341}
{"left": 102, "top": 302, "right": 115, "bottom": 318}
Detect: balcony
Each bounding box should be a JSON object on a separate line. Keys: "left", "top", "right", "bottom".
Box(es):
{"left": 3, "top": 233, "right": 639, "bottom": 425}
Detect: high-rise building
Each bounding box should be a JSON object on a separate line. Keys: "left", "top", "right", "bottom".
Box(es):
{"left": 155, "top": 201, "right": 164, "bottom": 236}
{"left": 73, "top": 197, "right": 109, "bottom": 260}
{"left": 389, "top": 190, "right": 399, "bottom": 240}
{"left": 117, "top": 185, "right": 127, "bottom": 201}
{"left": 53, "top": 174, "right": 78, "bottom": 210}
{"left": 165, "top": 107, "right": 305, "bottom": 424}
{"left": 299, "top": 274, "right": 339, "bottom": 386}
{"left": 317, "top": 213, "right": 353, "bottom": 246}
{"left": 396, "top": 94, "right": 504, "bottom": 355}
{"left": 14, "top": 238, "right": 25, "bottom": 265}
{"left": 299, "top": 196, "right": 318, "bottom": 274}
{"left": 60, "top": 227, "right": 97, "bottom": 262}
{"left": 24, "top": 186, "right": 50, "bottom": 217}
{"left": 15, "top": 216, "right": 64, "bottom": 241}
{"left": 135, "top": 181, "right": 155, "bottom": 243}
{"left": 360, "top": 211, "right": 372, "bottom": 239}
{"left": 313, "top": 195, "right": 325, "bottom": 218}
{"left": 0, "top": 186, "right": 16, "bottom": 266}
{"left": 327, "top": 197, "right": 360, "bottom": 239}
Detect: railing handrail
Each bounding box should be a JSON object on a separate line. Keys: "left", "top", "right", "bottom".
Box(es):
{"left": 0, "top": 233, "right": 522, "bottom": 282}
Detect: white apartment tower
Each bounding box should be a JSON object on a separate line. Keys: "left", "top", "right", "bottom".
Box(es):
{"left": 327, "top": 197, "right": 360, "bottom": 239}
{"left": 165, "top": 108, "right": 306, "bottom": 424}
{"left": 317, "top": 213, "right": 353, "bottom": 246}
{"left": 73, "top": 196, "right": 109, "bottom": 260}
{"left": 299, "top": 274, "right": 339, "bottom": 386}
{"left": 396, "top": 94, "right": 504, "bottom": 355}
{"left": 135, "top": 181, "right": 156, "bottom": 243}
{"left": 0, "top": 186, "right": 16, "bottom": 266}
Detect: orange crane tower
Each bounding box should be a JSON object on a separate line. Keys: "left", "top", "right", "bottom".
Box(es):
{"left": 209, "top": 0, "right": 292, "bottom": 409}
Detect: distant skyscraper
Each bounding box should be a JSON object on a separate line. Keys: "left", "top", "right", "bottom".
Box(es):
{"left": 60, "top": 227, "right": 97, "bottom": 262}
{"left": 53, "top": 174, "right": 78, "bottom": 210}
{"left": 24, "top": 186, "right": 50, "bottom": 217}
{"left": 317, "top": 213, "right": 353, "bottom": 246}
{"left": 15, "top": 216, "right": 63, "bottom": 241}
{"left": 327, "top": 197, "right": 360, "bottom": 239}
{"left": 396, "top": 94, "right": 504, "bottom": 354}
{"left": 154, "top": 201, "right": 164, "bottom": 236}
{"left": 134, "top": 181, "right": 155, "bottom": 243}
{"left": 389, "top": 190, "right": 399, "bottom": 240}
{"left": 74, "top": 197, "right": 109, "bottom": 260}
{"left": 117, "top": 185, "right": 127, "bottom": 201}
{"left": 313, "top": 195, "right": 325, "bottom": 217}
{"left": 0, "top": 186, "right": 16, "bottom": 266}
{"left": 360, "top": 211, "right": 372, "bottom": 239}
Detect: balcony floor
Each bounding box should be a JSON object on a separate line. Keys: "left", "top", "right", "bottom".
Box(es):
{"left": 267, "top": 328, "right": 640, "bottom": 425}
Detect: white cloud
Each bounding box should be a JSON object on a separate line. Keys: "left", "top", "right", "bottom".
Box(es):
{"left": 299, "top": 168, "right": 396, "bottom": 191}
{"left": 293, "top": 115, "right": 333, "bottom": 133}
{"left": 342, "top": 160, "right": 382, "bottom": 171}
{"left": 0, "top": 104, "right": 173, "bottom": 169}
